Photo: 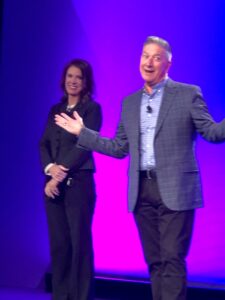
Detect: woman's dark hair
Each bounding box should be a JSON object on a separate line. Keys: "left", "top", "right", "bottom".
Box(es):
{"left": 60, "top": 58, "right": 95, "bottom": 103}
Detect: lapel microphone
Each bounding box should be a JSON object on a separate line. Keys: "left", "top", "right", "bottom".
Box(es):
{"left": 146, "top": 105, "right": 152, "bottom": 114}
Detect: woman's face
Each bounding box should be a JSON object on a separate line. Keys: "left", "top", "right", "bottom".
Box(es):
{"left": 64, "top": 65, "right": 83, "bottom": 97}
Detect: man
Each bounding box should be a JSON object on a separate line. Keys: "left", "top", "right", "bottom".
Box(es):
{"left": 55, "top": 36, "right": 225, "bottom": 300}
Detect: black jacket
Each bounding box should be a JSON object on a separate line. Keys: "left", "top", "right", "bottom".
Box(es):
{"left": 39, "top": 98, "right": 102, "bottom": 176}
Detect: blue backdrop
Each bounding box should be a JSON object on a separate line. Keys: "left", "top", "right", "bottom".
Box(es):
{"left": 0, "top": 0, "right": 225, "bottom": 288}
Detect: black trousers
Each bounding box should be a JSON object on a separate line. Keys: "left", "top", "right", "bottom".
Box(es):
{"left": 45, "top": 171, "right": 96, "bottom": 300}
{"left": 134, "top": 175, "right": 195, "bottom": 300}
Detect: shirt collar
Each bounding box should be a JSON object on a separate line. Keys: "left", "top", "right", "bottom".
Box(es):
{"left": 143, "top": 77, "right": 168, "bottom": 95}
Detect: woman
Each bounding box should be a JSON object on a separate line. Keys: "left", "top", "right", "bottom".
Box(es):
{"left": 40, "top": 59, "right": 102, "bottom": 300}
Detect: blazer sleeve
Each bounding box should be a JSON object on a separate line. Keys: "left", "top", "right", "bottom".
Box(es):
{"left": 191, "top": 86, "right": 225, "bottom": 142}
{"left": 59, "top": 102, "right": 103, "bottom": 170}
{"left": 77, "top": 105, "right": 129, "bottom": 158}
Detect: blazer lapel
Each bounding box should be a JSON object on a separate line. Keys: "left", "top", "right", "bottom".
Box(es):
{"left": 130, "top": 90, "right": 142, "bottom": 145}
{"left": 155, "top": 79, "right": 177, "bottom": 138}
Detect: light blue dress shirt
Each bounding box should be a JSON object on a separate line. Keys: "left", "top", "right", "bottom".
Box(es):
{"left": 140, "top": 79, "right": 167, "bottom": 170}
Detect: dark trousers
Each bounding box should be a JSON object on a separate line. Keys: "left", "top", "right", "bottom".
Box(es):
{"left": 45, "top": 171, "right": 96, "bottom": 300}
{"left": 134, "top": 175, "right": 195, "bottom": 300}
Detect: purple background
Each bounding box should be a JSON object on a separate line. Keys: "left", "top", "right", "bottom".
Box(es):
{"left": 0, "top": 0, "right": 225, "bottom": 288}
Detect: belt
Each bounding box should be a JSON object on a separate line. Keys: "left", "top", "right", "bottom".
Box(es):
{"left": 140, "top": 169, "right": 157, "bottom": 179}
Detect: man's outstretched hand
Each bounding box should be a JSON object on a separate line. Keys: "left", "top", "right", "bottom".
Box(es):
{"left": 55, "top": 111, "right": 84, "bottom": 135}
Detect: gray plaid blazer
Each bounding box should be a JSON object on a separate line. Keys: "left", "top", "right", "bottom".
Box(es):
{"left": 78, "top": 79, "right": 225, "bottom": 212}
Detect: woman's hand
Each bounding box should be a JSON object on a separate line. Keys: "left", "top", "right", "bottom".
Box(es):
{"left": 48, "top": 164, "right": 68, "bottom": 182}
{"left": 44, "top": 178, "right": 60, "bottom": 198}
{"left": 55, "top": 111, "right": 84, "bottom": 135}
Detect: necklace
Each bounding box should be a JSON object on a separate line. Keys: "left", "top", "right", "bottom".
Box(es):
{"left": 66, "top": 104, "right": 76, "bottom": 112}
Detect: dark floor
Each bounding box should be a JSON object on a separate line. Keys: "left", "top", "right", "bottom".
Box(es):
{"left": 0, "top": 288, "right": 49, "bottom": 300}
{"left": 1, "top": 277, "right": 224, "bottom": 300}
{"left": 0, "top": 288, "right": 104, "bottom": 300}
{"left": 95, "top": 277, "right": 225, "bottom": 300}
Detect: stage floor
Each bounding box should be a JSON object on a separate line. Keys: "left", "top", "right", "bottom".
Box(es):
{"left": 0, "top": 288, "right": 108, "bottom": 300}
{"left": 0, "top": 288, "right": 106, "bottom": 300}
{"left": 1, "top": 279, "right": 225, "bottom": 300}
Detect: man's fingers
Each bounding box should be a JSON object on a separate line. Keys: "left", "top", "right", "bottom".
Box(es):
{"left": 60, "top": 113, "right": 72, "bottom": 120}
{"left": 55, "top": 112, "right": 82, "bottom": 135}
{"left": 73, "top": 111, "right": 81, "bottom": 120}
{"left": 54, "top": 114, "right": 69, "bottom": 125}
{"left": 55, "top": 114, "right": 66, "bottom": 125}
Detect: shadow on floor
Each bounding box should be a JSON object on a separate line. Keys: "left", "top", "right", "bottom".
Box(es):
{"left": 44, "top": 273, "right": 225, "bottom": 300}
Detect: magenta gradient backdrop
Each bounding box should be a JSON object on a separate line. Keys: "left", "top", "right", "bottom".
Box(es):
{"left": 0, "top": 0, "right": 225, "bottom": 289}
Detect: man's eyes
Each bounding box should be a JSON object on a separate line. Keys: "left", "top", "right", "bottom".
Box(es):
{"left": 154, "top": 56, "right": 161, "bottom": 61}
{"left": 142, "top": 54, "right": 149, "bottom": 59}
{"left": 142, "top": 54, "right": 161, "bottom": 61}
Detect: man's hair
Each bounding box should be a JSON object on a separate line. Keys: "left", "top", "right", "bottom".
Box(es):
{"left": 144, "top": 36, "right": 172, "bottom": 62}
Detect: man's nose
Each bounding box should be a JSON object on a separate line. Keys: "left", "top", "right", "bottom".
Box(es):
{"left": 146, "top": 57, "right": 153, "bottom": 65}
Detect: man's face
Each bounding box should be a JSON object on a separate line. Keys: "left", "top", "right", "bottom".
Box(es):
{"left": 139, "top": 43, "right": 171, "bottom": 88}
